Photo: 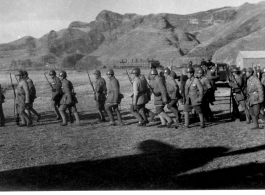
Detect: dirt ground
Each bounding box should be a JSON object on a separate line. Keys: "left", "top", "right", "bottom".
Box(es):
{"left": 1, "top": 69, "right": 265, "bottom": 190}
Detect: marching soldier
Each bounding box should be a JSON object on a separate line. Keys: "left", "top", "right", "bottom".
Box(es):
{"left": 164, "top": 68, "right": 182, "bottom": 124}
{"left": 184, "top": 67, "right": 205, "bottom": 128}
{"left": 246, "top": 67, "right": 264, "bottom": 129}
{"left": 0, "top": 84, "right": 5, "bottom": 126}
{"left": 93, "top": 70, "right": 107, "bottom": 122}
{"left": 149, "top": 69, "right": 173, "bottom": 128}
{"left": 15, "top": 70, "right": 32, "bottom": 127}
{"left": 105, "top": 69, "right": 124, "bottom": 126}
{"left": 23, "top": 71, "right": 41, "bottom": 122}
{"left": 130, "top": 68, "right": 150, "bottom": 126}
{"left": 58, "top": 70, "right": 80, "bottom": 126}
{"left": 197, "top": 67, "right": 214, "bottom": 123}
{"left": 228, "top": 68, "right": 250, "bottom": 123}
{"left": 49, "top": 70, "right": 63, "bottom": 120}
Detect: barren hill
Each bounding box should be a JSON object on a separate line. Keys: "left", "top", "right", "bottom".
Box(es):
{"left": 1, "top": 2, "right": 265, "bottom": 68}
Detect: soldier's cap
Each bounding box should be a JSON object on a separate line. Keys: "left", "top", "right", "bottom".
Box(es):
{"left": 93, "top": 70, "right": 101, "bottom": 75}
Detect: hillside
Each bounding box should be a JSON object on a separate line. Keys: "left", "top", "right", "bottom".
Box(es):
{"left": 1, "top": 2, "right": 265, "bottom": 68}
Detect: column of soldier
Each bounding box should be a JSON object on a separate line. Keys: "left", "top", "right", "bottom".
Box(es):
{"left": 0, "top": 57, "right": 264, "bottom": 129}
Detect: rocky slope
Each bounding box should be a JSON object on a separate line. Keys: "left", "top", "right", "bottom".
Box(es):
{"left": 1, "top": 2, "right": 265, "bottom": 68}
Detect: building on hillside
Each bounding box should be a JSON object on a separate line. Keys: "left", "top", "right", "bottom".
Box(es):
{"left": 236, "top": 51, "right": 265, "bottom": 69}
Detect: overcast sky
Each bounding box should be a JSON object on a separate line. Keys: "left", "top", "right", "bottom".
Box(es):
{"left": 0, "top": 0, "right": 263, "bottom": 44}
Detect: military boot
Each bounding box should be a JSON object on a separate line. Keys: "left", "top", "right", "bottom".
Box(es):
{"left": 251, "top": 116, "right": 263, "bottom": 130}
{"left": 59, "top": 110, "right": 67, "bottom": 126}
{"left": 184, "top": 112, "right": 190, "bottom": 128}
{"left": 245, "top": 110, "right": 251, "bottom": 124}
{"left": 116, "top": 109, "right": 124, "bottom": 126}
{"left": 74, "top": 112, "right": 80, "bottom": 126}
{"left": 106, "top": 108, "right": 116, "bottom": 126}
{"left": 199, "top": 113, "right": 205, "bottom": 128}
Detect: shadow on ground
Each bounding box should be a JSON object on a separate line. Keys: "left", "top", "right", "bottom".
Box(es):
{"left": 1, "top": 140, "right": 265, "bottom": 190}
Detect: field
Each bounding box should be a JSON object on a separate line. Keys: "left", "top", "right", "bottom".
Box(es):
{"left": 1, "top": 68, "right": 265, "bottom": 190}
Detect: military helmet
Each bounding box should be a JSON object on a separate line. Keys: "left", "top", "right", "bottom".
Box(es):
{"left": 93, "top": 70, "right": 101, "bottom": 75}
{"left": 106, "top": 69, "right": 114, "bottom": 75}
{"left": 187, "top": 67, "right": 195, "bottom": 73}
{"left": 231, "top": 68, "right": 239, "bottom": 73}
{"left": 164, "top": 68, "right": 171, "bottom": 75}
{"left": 49, "top": 70, "right": 56, "bottom": 76}
{"left": 59, "top": 70, "right": 67, "bottom": 78}
{"left": 246, "top": 67, "right": 254, "bottom": 74}
{"left": 131, "top": 68, "right": 141, "bottom": 75}
{"left": 197, "top": 68, "right": 204, "bottom": 75}
{"left": 23, "top": 70, "right": 28, "bottom": 77}
{"left": 15, "top": 70, "right": 24, "bottom": 76}
{"left": 150, "top": 69, "right": 158, "bottom": 75}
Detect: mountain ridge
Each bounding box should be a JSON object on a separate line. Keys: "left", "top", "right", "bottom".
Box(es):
{"left": 1, "top": 1, "right": 265, "bottom": 68}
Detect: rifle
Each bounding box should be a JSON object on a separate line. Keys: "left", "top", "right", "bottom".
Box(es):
{"left": 10, "top": 73, "right": 19, "bottom": 125}
{"left": 44, "top": 72, "right": 54, "bottom": 90}
{"left": 142, "top": 74, "right": 154, "bottom": 94}
{"left": 86, "top": 70, "right": 95, "bottom": 93}
{"left": 126, "top": 69, "right": 133, "bottom": 85}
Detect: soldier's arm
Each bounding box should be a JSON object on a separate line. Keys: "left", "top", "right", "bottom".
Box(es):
{"left": 64, "top": 81, "right": 73, "bottom": 103}
{"left": 132, "top": 80, "right": 139, "bottom": 105}
{"left": 158, "top": 77, "right": 168, "bottom": 103}
{"left": 196, "top": 78, "right": 204, "bottom": 99}
{"left": 256, "top": 78, "right": 264, "bottom": 103}
{"left": 112, "top": 79, "right": 119, "bottom": 103}
{"left": 22, "top": 80, "right": 30, "bottom": 103}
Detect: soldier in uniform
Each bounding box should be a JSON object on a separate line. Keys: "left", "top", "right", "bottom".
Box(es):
{"left": 130, "top": 68, "right": 150, "bottom": 126}
{"left": 93, "top": 70, "right": 107, "bottom": 122}
{"left": 58, "top": 70, "right": 80, "bottom": 126}
{"left": 197, "top": 68, "right": 214, "bottom": 123}
{"left": 205, "top": 63, "right": 219, "bottom": 104}
{"left": 228, "top": 68, "right": 250, "bottom": 123}
{"left": 15, "top": 70, "right": 32, "bottom": 127}
{"left": 149, "top": 69, "right": 173, "bottom": 128}
{"left": 49, "top": 70, "right": 63, "bottom": 120}
{"left": 105, "top": 69, "right": 124, "bottom": 126}
{"left": 240, "top": 68, "right": 247, "bottom": 87}
{"left": 23, "top": 71, "right": 41, "bottom": 122}
{"left": 179, "top": 68, "right": 188, "bottom": 105}
{"left": 246, "top": 67, "right": 264, "bottom": 129}
{"left": 184, "top": 67, "right": 205, "bottom": 128}
{"left": 164, "top": 68, "right": 182, "bottom": 123}
{"left": 0, "top": 84, "right": 5, "bottom": 126}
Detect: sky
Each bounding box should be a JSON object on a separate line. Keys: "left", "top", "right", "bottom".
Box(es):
{"left": 0, "top": 0, "right": 264, "bottom": 44}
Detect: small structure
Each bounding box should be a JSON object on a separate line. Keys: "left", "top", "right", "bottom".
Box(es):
{"left": 236, "top": 51, "right": 265, "bottom": 69}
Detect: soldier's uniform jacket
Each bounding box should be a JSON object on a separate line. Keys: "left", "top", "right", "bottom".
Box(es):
{"left": 199, "top": 76, "right": 212, "bottom": 96}
{"left": 25, "top": 77, "right": 37, "bottom": 102}
{"left": 16, "top": 79, "right": 30, "bottom": 105}
{"left": 152, "top": 76, "right": 168, "bottom": 105}
{"left": 185, "top": 76, "right": 203, "bottom": 106}
{"left": 228, "top": 74, "right": 246, "bottom": 102}
{"left": 261, "top": 74, "right": 265, "bottom": 87}
{"left": 60, "top": 79, "right": 76, "bottom": 105}
{"left": 95, "top": 76, "right": 107, "bottom": 102}
{"left": 106, "top": 76, "right": 120, "bottom": 104}
{"left": 247, "top": 75, "right": 264, "bottom": 106}
{"left": 206, "top": 68, "right": 219, "bottom": 90}
{"left": 166, "top": 75, "right": 181, "bottom": 100}
{"left": 132, "top": 75, "right": 149, "bottom": 105}
{"left": 51, "top": 76, "right": 62, "bottom": 100}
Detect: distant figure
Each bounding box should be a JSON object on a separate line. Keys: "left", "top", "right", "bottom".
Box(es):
{"left": 0, "top": 84, "right": 5, "bottom": 127}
